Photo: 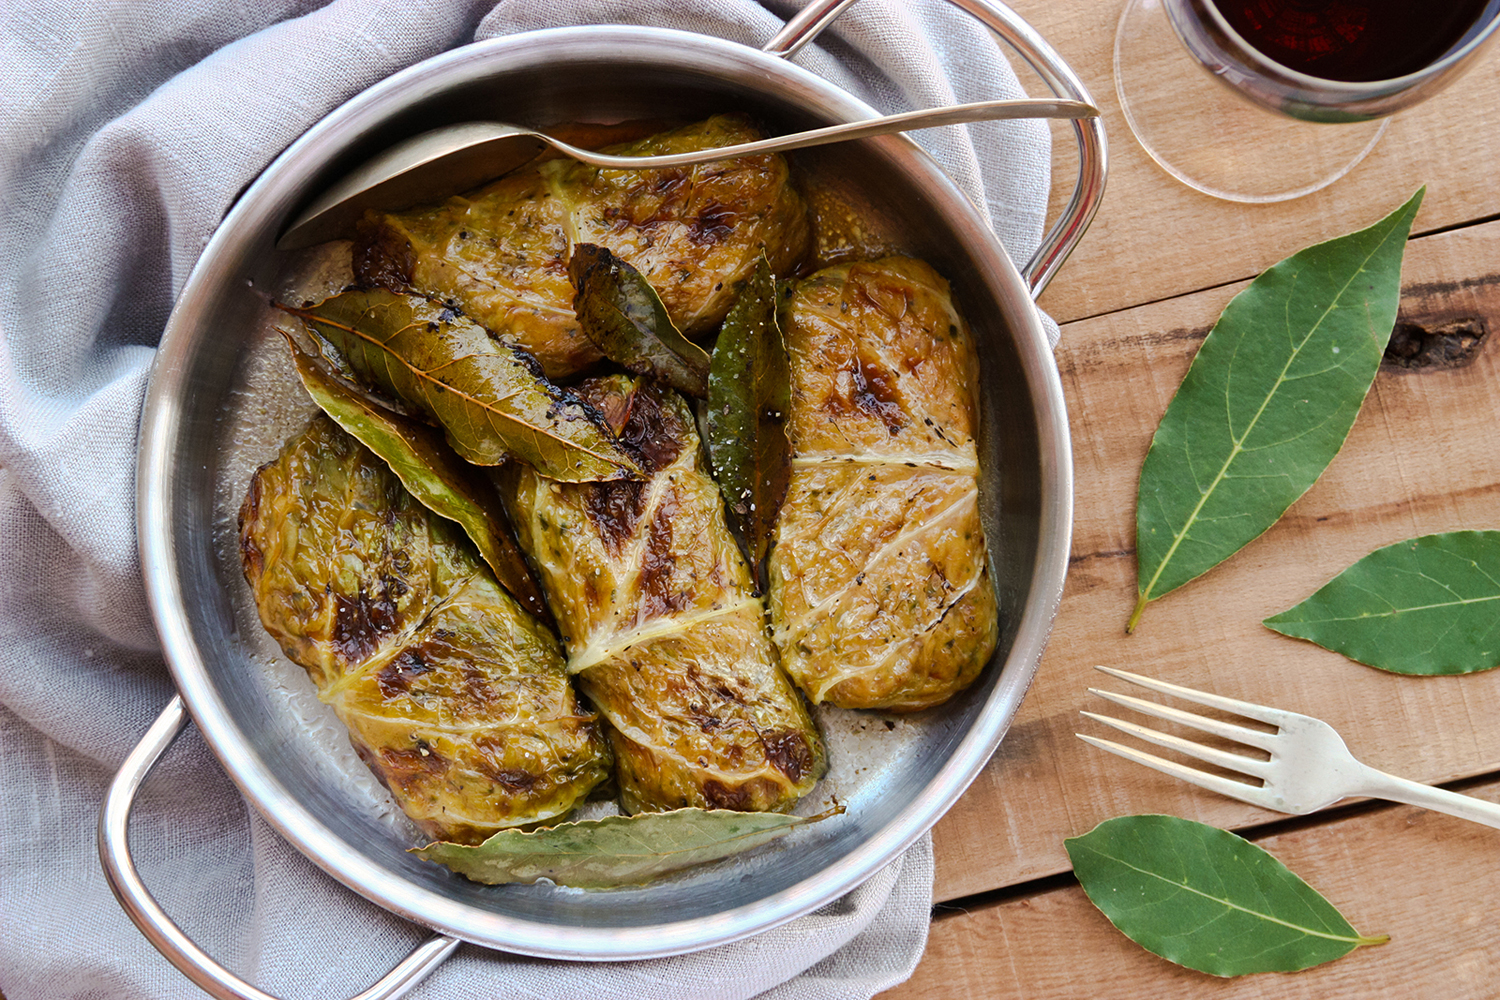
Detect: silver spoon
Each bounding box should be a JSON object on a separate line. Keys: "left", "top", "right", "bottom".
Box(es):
{"left": 276, "top": 98, "right": 1096, "bottom": 250}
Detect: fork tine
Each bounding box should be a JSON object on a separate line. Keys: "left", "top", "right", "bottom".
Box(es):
{"left": 1092, "top": 665, "right": 1290, "bottom": 727}
{"left": 1080, "top": 711, "right": 1271, "bottom": 779}
{"left": 1087, "top": 688, "right": 1279, "bottom": 753}
{"left": 1077, "top": 733, "right": 1278, "bottom": 810}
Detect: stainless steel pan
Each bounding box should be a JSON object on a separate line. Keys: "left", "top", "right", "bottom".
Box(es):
{"left": 101, "top": 1, "right": 1106, "bottom": 996}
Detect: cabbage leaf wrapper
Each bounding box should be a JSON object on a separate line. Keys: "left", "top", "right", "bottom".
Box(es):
{"left": 503, "top": 376, "right": 825, "bottom": 814}
{"left": 769, "top": 257, "right": 998, "bottom": 711}
{"left": 354, "top": 113, "right": 811, "bottom": 378}
{"left": 238, "top": 415, "right": 611, "bottom": 844}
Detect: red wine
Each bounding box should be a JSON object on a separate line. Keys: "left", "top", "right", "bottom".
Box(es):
{"left": 1209, "top": 0, "right": 1500, "bottom": 81}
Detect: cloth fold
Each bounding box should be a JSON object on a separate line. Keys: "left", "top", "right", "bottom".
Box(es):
{"left": 0, "top": 2, "right": 1051, "bottom": 997}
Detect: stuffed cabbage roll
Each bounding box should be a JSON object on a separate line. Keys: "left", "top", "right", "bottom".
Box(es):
{"left": 768, "top": 257, "right": 998, "bottom": 711}
{"left": 355, "top": 113, "right": 811, "bottom": 378}
{"left": 238, "top": 415, "right": 611, "bottom": 844}
{"left": 503, "top": 376, "right": 825, "bottom": 814}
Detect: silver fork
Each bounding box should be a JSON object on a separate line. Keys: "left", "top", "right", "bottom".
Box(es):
{"left": 1079, "top": 665, "right": 1500, "bottom": 828}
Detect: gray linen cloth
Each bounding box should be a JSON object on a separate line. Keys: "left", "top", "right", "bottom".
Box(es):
{"left": 0, "top": 1, "right": 1052, "bottom": 997}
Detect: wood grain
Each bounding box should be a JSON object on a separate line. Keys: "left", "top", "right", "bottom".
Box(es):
{"left": 1007, "top": 0, "right": 1500, "bottom": 324}
{"left": 932, "top": 219, "right": 1500, "bottom": 902}
{"left": 890, "top": 780, "right": 1500, "bottom": 999}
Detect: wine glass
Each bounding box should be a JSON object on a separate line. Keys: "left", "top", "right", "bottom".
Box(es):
{"left": 1115, "top": 0, "right": 1500, "bottom": 203}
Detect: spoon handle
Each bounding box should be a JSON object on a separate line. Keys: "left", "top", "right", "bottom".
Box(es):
{"left": 546, "top": 99, "right": 1097, "bottom": 170}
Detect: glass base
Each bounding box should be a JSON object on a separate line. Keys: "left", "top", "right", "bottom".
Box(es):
{"left": 1114, "top": 0, "right": 1388, "bottom": 204}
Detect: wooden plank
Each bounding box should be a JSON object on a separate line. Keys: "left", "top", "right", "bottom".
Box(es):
{"left": 889, "top": 779, "right": 1500, "bottom": 998}
{"left": 931, "top": 219, "right": 1500, "bottom": 902}
{"left": 1004, "top": 0, "right": 1500, "bottom": 324}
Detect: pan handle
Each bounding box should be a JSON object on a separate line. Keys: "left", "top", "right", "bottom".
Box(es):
{"left": 98, "top": 696, "right": 461, "bottom": 1000}
{"left": 764, "top": 0, "right": 1107, "bottom": 300}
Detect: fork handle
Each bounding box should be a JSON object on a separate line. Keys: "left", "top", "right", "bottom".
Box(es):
{"left": 1354, "top": 765, "right": 1500, "bottom": 830}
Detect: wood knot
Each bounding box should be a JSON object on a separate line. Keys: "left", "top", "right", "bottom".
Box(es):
{"left": 1383, "top": 316, "right": 1487, "bottom": 371}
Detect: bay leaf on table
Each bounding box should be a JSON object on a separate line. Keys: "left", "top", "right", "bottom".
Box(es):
{"left": 1065, "top": 815, "right": 1387, "bottom": 977}
{"left": 1264, "top": 530, "right": 1500, "bottom": 674}
{"left": 415, "top": 806, "right": 829, "bottom": 889}
{"left": 569, "top": 243, "right": 712, "bottom": 398}
{"left": 283, "top": 332, "right": 550, "bottom": 621}
{"left": 278, "top": 289, "right": 641, "bottom": 482}
{"left": 703, "top": 255, "right": 790, "bottom": 579}
{"left": 1130, "top": 188, "right": 1424, "bottom": 632}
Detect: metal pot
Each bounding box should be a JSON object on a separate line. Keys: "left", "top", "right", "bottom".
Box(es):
{"left": 103, "top": 1, "right": 1105, "bottom": 996}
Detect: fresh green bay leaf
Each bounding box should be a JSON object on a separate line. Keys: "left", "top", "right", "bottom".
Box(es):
{"left": 278, "top": 290, "right": 641, "bottom": 482}
{"left": 569, "top": 243, "right": 712, "bottom": 398}
{"left": 415, "top": 806, "right": 830, "bottom": 888}
{"left": 705, "top": 255, "right": 791, "bottom": 580}
{"left": 283, "top": 333, "right": 551, "bottom": 621}
{"left": 1265, "top": 530, "right": 1500, "bottom": 674}
{"left": 1066, "top": 815, "right": 1387, "bottom": 977}
{"left": 1130, "top": 188, "right": 1424, "bottom": 632}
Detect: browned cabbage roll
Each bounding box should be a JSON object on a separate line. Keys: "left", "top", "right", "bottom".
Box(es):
{"left": 355, "top": 113, "right": 811, "bottom": 378}
{"left": 238, "top": 415, "right": 611, "bottom": 844}
{"left": 503, "top": 376, "right": 825, "bottom": 813}
{"left": 768, "top": 257, "right": 999, "bottom": 711}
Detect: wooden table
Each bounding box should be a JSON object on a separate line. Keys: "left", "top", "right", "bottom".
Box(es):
{"left": 883, "top": 3, "right": 1500, "bottom": 996}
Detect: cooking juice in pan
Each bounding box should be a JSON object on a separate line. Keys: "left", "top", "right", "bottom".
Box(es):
{"left": 1207, "top": 0, "right": 1500, "bottom": 81}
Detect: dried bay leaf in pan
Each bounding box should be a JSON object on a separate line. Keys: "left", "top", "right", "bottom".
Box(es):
{"left": 569, "top": 242, "right": 712, "bottom": 398}
{"left": 1265, "top": 530, "right": 1500, "bottom": 674}
{"left": 1130, "top": 188, "right": 1424, "bottom": 632}
{"left": 704, "top": 255, "right": 791, "bottom": 579}
{"left": 278, "top": 289, "right": 642, "bottom": 481}
{"left": 416, "top": 806, "right": 835, "bottom": 888}
{"left": 283, "top": 332, "right": 550, "bottom": 620}
{"left": 1066, "top": 815, "right": 1387, "bottom": 977}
